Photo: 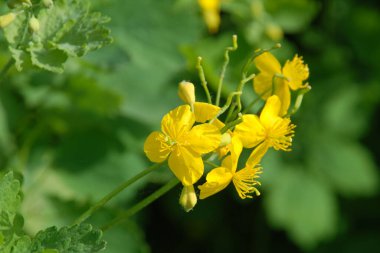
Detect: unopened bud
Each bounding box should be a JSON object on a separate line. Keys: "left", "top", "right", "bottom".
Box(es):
{"left": 42, "top": 0, "right": 54, "bottom": 8}
{"left": 7, "top": 0, "right": 32, "bottom": 8}
{"left": 29, "top": 16, "right": 40, "bottom": 33}
{"left": 265, "top": 23, "right": 283, "bottom": 41}
{"left": 0, "top": 13, "right": 16, "bottom": 28}
{"left": 178, "top": 81, "right": 195, "bottom": 105}
{"left": 219, "top": 133, "right": 232, "bottom": 147}
{"left": 179, "top": 185, "right": 197, "bottom": 212}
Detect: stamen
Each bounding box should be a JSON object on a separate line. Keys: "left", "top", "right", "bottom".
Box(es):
{"left": 266, "top": 118, "right": 295, "bottom": 151}
{"left": 232, "top": 167, "right": 262, "bottom": 199}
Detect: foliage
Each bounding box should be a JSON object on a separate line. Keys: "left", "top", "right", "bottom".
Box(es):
{"left": 0, "top": 0, "right": 379, "bottom": 252}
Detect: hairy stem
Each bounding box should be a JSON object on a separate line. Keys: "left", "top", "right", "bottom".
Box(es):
{"left": 73, "top": 163, "right": 162, "bottom": 225}
{"left": 196, "top": 56, "right": 212, "bottom": 104}
{"left": 101, "top": 178, "right": 179, "bottom": 231}
{"left": 215, "top": 35, "right": 238, "bottom": 106}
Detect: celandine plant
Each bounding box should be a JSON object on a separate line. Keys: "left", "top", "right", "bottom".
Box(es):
{"left": 143, "top": 35, "right": 311, "bottom": 211}
{"left": 0, "top": 1, "right": 310, "bottom": 251}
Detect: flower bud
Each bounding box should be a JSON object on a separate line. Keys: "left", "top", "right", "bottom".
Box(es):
{"left": 0, "top": 13, "right": 16, "bottom": 28}
{"left": 7, "top": 0, "right": 32, "bottom": 8}
{"left": 42, "top": 0, "right": 54, "bottom": 8}
{"left": 29, "top": 16, "right": 40, "bottom": 33}
{"left": 219, "top": 133, "right": 231, "bottom": 147}
{"left": 265, "top": 23, "right": 283, "bottom": 41}
{"left": 178, "top": 81, "right": 195, "bottom": 105}
{"left": 179, "top": 185, "right": 197, "bottom": 212}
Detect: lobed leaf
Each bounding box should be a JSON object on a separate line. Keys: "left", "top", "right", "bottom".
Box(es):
{"left": 30, "top": 224, "right": 106, "bottom": 253}
{"left": 3, "top": 0, "right": 113, "bottom": 73}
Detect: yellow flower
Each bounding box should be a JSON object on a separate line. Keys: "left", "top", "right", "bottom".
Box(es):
{"left": 199, "top": 136, "right": 262, "bottom": 199}
{"left": 198, "top": 0, "right": 221, "bottom": 33}
{"left": 0, "top": 13, "right": 16, "bottom": 28}
{"left": 253, "top": 52, "right": 309, "bottom": 115}
{"left": 144, "top": 105, "right": 221, "bottom": 186}
{"left": 234, "top": 95, "right": 295, "bottom": 165}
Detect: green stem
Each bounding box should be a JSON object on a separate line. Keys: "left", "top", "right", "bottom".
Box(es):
{"left": 221, "top": 117, "right": 243, "bottom": 134}
{"left": 0, "top": 58, "right": 15, "bottom": 83}
{"left": 225, "top": 102, "right": 237, "bottom": 123}
{"left": 215, "top": 35, "right": 238, "bottom": 106}
{"left": 101, "top": 178, "right": 179, "bottom": 231}
{"left": 205, "top": 160, "right": 219, "bottom": 168}
{"left": 73, "top": 163, "right": 162, "bottom": 225}
{"left": 196, "top": 56, "right": 212, "bottom": 104}
{"left": 211, "top": 91, "right": 241, "bottom": 123}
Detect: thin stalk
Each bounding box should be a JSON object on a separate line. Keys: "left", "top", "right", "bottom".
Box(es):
{"left": 211, "top": 91, "right": 241, "bottom": 123}
{"left": 73, "top": 163, "right": 162, "bottom": 225}
{"left": 221, "top": 117, "right": 243, "bottom": 134}
{"left": 225, "top": 102, "right": 237, "bottom": 123}
{"left": 196, "top": 56, "right": 212, "bottom": 104}
{"left": 215, "top": 35, "right": 238, "bottom": 106}
{"left": 101, "top": 178, "right": 179, "bottom": 231}
{"left": 205, "top": 160, "right": 219, "bottom": 168}
{"left": 0, "top": 58, "right": 15, "bottom": 83}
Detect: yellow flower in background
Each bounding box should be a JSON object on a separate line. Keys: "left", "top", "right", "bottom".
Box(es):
{"left": 0, "top": 12, "right": 16, "bottom": 28}
{"left": 144, "top": 105, "right": 221, "bottom": 186}
{"left": 198, "top": 0, "right": 221, "bottom": 33}
{"left": 199, "top": 136, "right": 262, "bottom": 199}
{"left": 234, "top": 95, "right": 295, "bottom": 165}
{"left": 253, "top": 52, "right": 309, "bottom": 115}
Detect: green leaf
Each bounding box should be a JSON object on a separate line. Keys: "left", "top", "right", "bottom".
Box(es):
{"left": 11, "top": 236, "right": 32, "bottom": 253}
{"left": 0, "top": 172, "right": 22, "bottom": 252}
{"left": 29, "top": 44, "right": 68, "bottom": 73}
{"left": 3, "top": 0, "right": 112, "bottom": 73}
{"left": 264, "top": 168, "right": 338, "bottom": 249}
{"left": 0, "top": 172, "right": 21, "bottom": 215}
{"left": 309, "top": 135, "right": 379, "bottom": 197}
{"left": 31, "top": 224, "right": 106, "bottom": 253}
{"left": 265, "top": 0, "right": 320, "bottom": 33}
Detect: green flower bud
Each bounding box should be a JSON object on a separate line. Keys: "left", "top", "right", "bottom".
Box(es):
{"left": 0, "top": 13, "right": 16, "bottom": 28}
{"left": 29, "top": 16, "right": 40, "bottom": 33}
{"left": 7, "top": 0, "right": 32, "bottom": 8}
{"left": 42, "top": 0, "right": 54, "bottom": 8}
{"left": 179, "top": 185, "right": 197, "bottom": 212}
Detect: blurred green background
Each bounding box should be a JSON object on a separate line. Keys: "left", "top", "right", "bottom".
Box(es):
{"left": 1, "top": 0, "right": 380, "bottom": 252}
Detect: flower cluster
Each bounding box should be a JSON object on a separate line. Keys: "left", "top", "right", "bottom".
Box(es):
{"left": 144, "top": 45, "right": 310, "bottom": 212}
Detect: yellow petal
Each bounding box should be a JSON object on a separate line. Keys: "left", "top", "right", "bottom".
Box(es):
{"left": 260, "top": 95, "right": 281, "bottom": 129}
{"left": 211, "top": 118, "right": 225, "bottom": 129}
{"left": 273, "top": 79, "right": 291, "bottom": 116}
{"left": 233, "top": 166, "right": 262, "bottom": 199}
{"left": 168, "top": 146, "right": 203, "bottom": 186}
{"left": 198, "top": 0, "right": 220, "bottom": 10}
{"left": 161, "top": 105, "right": 195, "bottom": 140}
{"left": 254, "top": 52, "right": 282, "bottom": 76}
{"left": 282, "top": 55, "right": 309, "bottom": 90}
{"left": 187, "top": 123, "right": 221, "bottom": 155}
{"left": 246, "top": 142, "right": 270, "bottom": 167}
{"left": 234, "top": 115, "right": 265, "bottom": 148}
{"left": 198, "top": 167, "right": 233, "bottom": 199}
{"left": 193, "top": 102, "right": 220, "bottom": 123}
{"left": 144, "top": 131, "right": 171, "bottom": 163}
{"left": 229, "top": 136, "right": 243, "bottom": 173}
{"left": 253, "top": 72, "right": 273, "bottom": 100}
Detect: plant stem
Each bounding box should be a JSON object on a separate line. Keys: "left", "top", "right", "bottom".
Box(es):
{"left": 73, "top": 163, "right": 162, "bottom": 225}
{"left": 196, "top": 56, "right": 212, "bottom": 104}
{"left": 101, "top": 178, "right": 179, "bottom": 231}
{"left": 0, "top": 58, "right": 15, "bottom": 83}
{"left": 215, "top": 35, "right": 238, "bottom": 106}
